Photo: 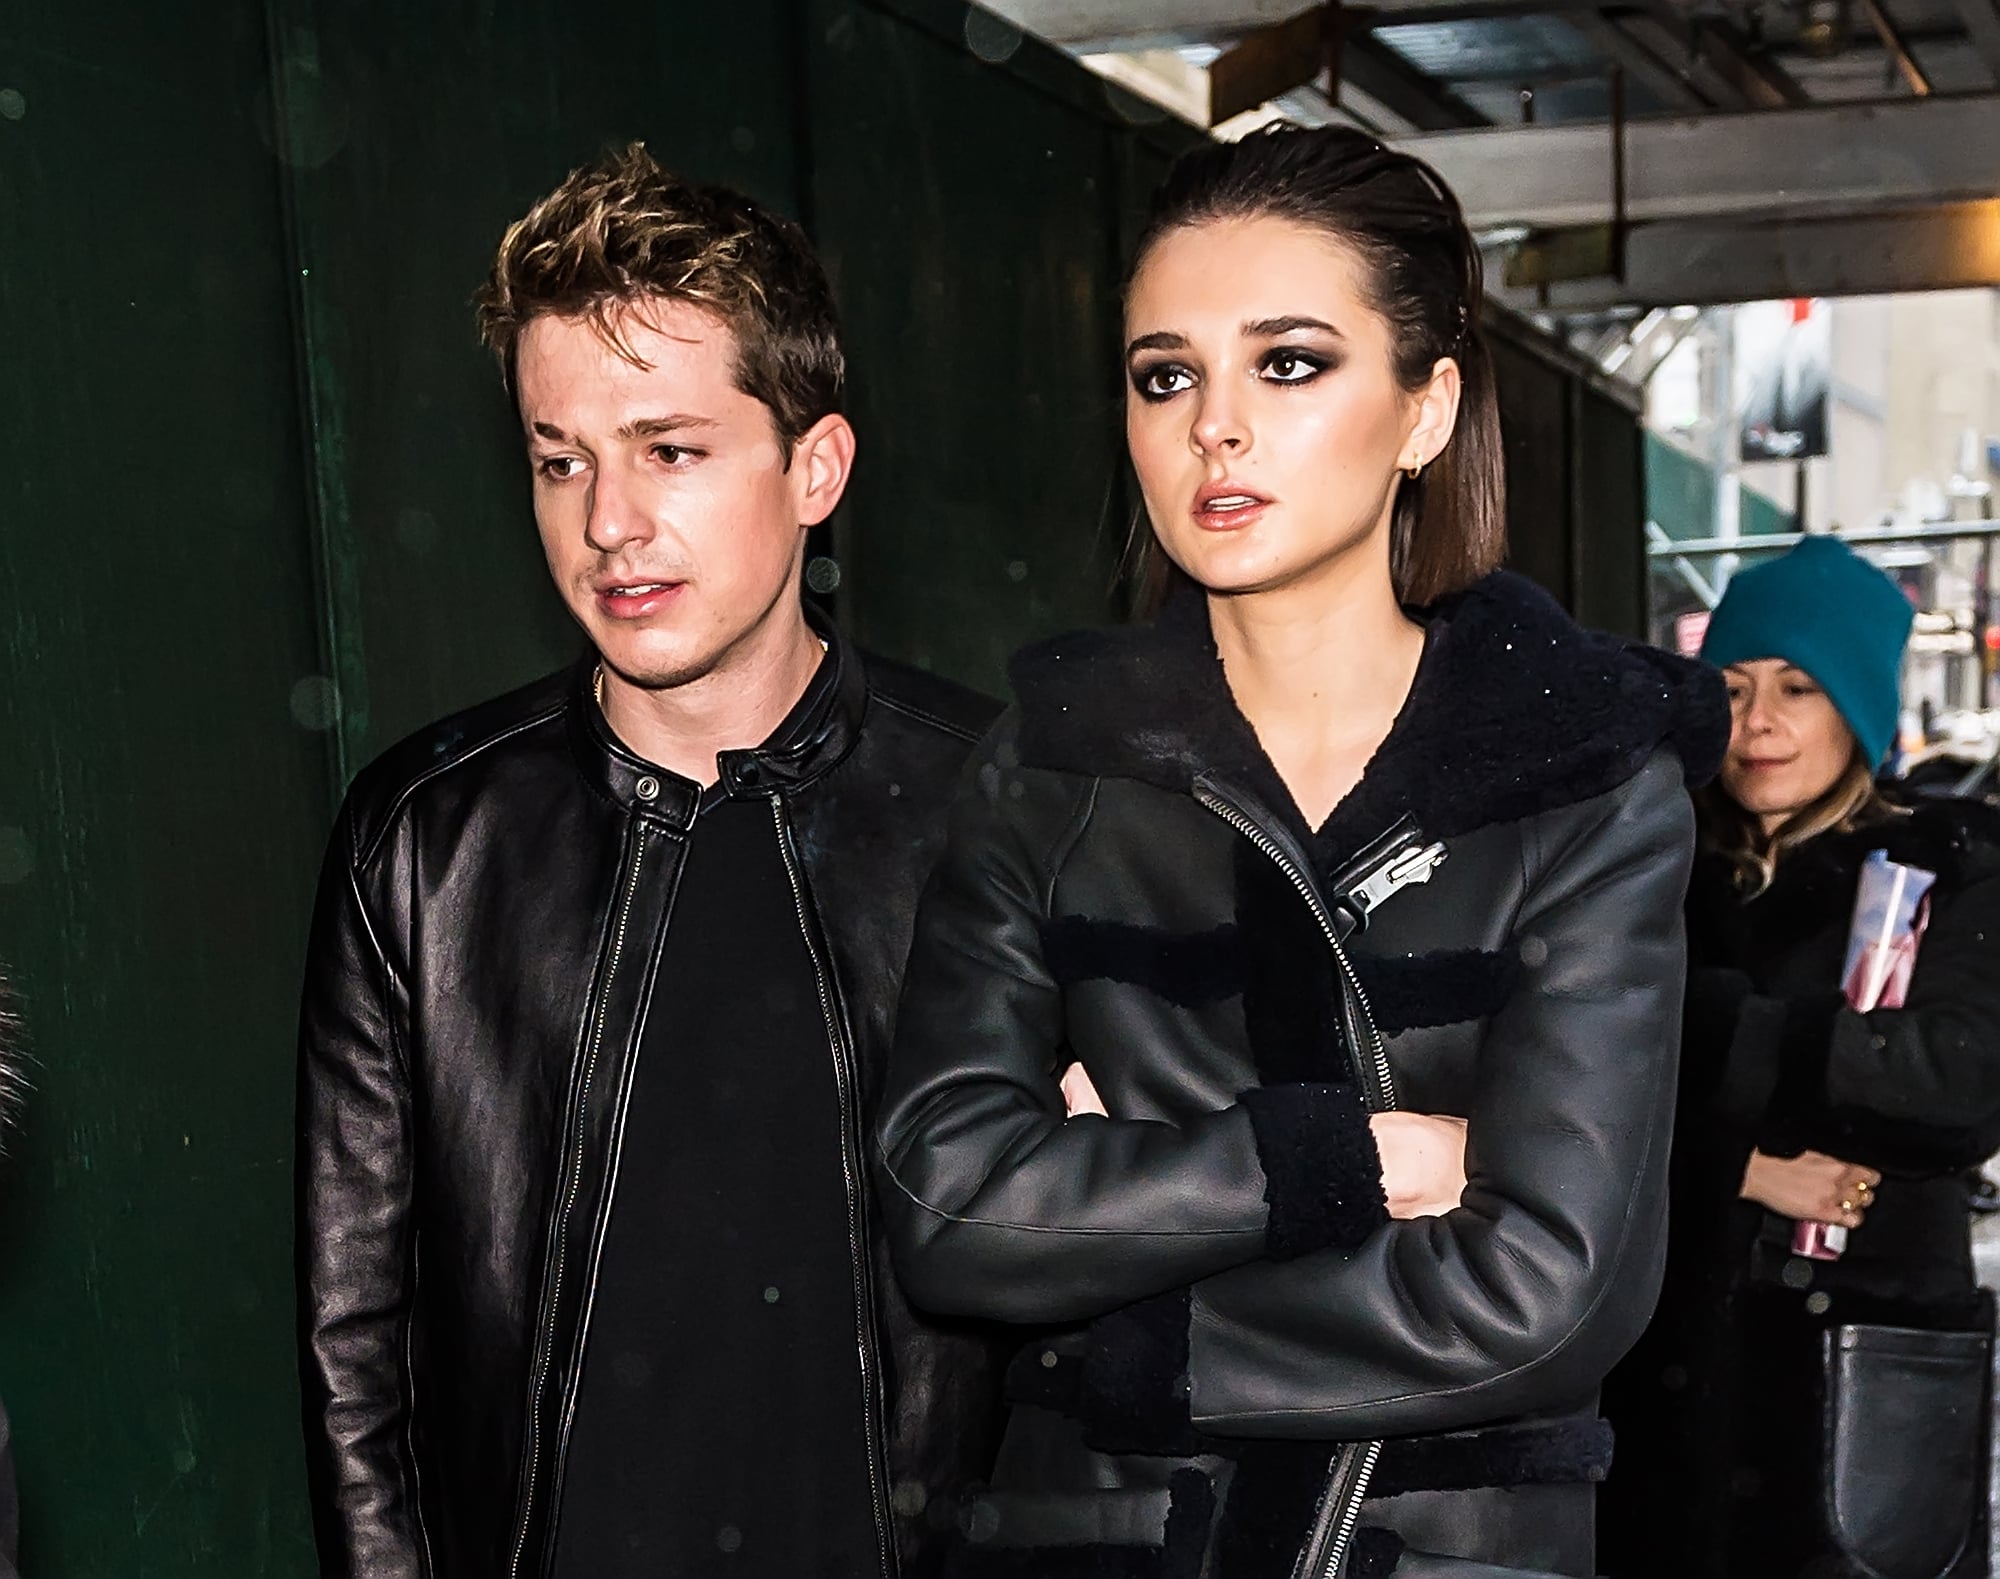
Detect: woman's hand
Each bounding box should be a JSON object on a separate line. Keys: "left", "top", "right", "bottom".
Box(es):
{"left": 1369, "top": 1112, "right": 1469, "bottom": 1219}
{"left": 1062, "top": 1068, "right": 1467, "bottom": 1221}
{"left": 1741, "top": 1149, "right": 1879, "bottom": 1228}
{"left": 1061, "top": 1062, "right": 1108, "bottom": 1117}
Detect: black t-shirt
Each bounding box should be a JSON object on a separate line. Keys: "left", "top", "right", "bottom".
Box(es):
{"left": 551, "top": 789, "right": 879, "bottom": 1577}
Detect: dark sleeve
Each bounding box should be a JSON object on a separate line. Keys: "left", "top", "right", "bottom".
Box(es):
{"left": 1182, "top": 750, "right": 1693, "bottom": 1439}
{"left": 296, "top": 803, "right": 426, "bottom": 1578}
{"left": 1802, "top": 861, "right": 2000, "bottom": 1169}
{"left": 875, "top": 720, "right": 1382, "bottom": 1326}
{"left": 1671, "top": 969, "right": 1836, "bottom": 1202}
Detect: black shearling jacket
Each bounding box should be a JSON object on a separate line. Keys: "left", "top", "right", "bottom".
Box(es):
{"left": 876, "top": 573, "right": 1729, "bottom": 1579}
{"left": 296, "top": 617, "right": 1007, "bottom": 1579}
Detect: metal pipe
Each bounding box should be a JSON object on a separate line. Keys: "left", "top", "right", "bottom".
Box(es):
{"left": 1648, "top": 520, "right": 2000, "bottom": 557}
{"left": 1856, "top": 0, "right": 1934, "bottom": 94}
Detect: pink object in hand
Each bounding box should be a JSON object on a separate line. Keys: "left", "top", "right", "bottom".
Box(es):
{"left": 1793, "top": 1220, "right": 1849, "bottom": 1261}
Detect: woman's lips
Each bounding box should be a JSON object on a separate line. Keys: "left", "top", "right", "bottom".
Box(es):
{"left": 596, "top": 581, "right": 684, "bottom": 619}
{"left": 1192, "top": 492, "right": 1271, "bottom": 531}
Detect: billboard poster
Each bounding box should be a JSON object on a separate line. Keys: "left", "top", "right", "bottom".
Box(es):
{"left": 1736, "top": 298, "right": 1830, "bottom": 462}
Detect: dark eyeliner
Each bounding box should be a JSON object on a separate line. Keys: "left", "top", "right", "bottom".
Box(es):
{"left": 1128, "top": 359, "right": 1188, "bottom": 402}
{"left": 1260, "top": 345, "right": 1333, "bottom": 382}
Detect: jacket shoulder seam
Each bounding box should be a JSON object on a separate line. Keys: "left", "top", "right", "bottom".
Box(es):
{"left": 353, "top": 701, "right": 568, "bottom": 869}
{"left": 1039, "top": 775, "right": 1100, "bottom": 915}
{"left": 871, "top": 688, "right": 985, "bottom": 745}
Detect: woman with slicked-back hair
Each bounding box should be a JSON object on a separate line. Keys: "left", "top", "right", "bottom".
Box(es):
{"left": 877, "top": 125, "right": 1728, "bottom": 1578}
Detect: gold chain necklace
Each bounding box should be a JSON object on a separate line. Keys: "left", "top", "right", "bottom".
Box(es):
{"left": 590, "top": 636, "right": 825, "bottom": 713}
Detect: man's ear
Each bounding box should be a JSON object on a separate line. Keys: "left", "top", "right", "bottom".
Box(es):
{"left": 791, "top": 413, "right": 857, "bottom": 528}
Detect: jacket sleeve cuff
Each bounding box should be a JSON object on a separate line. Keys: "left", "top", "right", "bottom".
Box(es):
{"left": 1240, "top": 1083, "right": 1388, "bottom": 1261}
{"left": 1075, "top": 1288, "right": 1203, "bottom": 1456}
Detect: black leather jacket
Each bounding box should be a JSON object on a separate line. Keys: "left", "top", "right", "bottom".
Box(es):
{"left": 877, "top": 574, "right": 1729, "bottom": 1578}
{"left": 296, "top": 620, "right": 1006, "bottom": 1579}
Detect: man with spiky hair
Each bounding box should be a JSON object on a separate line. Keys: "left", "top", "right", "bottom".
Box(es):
{"left": 295, "top": 147, "right": 1004, "bottom": 1579}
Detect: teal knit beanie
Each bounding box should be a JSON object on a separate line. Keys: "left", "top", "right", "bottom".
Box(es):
{"left": 1700, "top": 535, "right": 1913, "bottom": 767}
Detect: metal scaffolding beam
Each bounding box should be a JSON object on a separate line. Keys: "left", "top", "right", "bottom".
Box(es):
{"left": 1341, "top": 33, "right": 1491, "bottom": 128}
{"left": 978, "top": 0, "right": 1621, "bottom": 48}
{"left": 1650, "top": 520, "right": 2000, "bottom": 558}
{"left": 1492, "top": 200, "right": 2000, "bottom": 310}
{"left": 1565, "top": 12, "right": 1711, "bottom": 110}
{"left": 1399, "top": 93, "right": 2000, "bottom": 230}
{"left": 1957, "top": 0, "right": 2000, "bottom": 83}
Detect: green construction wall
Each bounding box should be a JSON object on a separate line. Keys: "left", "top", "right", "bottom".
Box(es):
{"left": 0, "top": 3, "right": 1184, "bottom": 1570}
{"left": 0, "top": 3, "right": 1643, "bottom": 1571}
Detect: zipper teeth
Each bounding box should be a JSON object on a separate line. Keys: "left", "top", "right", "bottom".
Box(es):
{"left": 769, "top": 797, "right": 897, "bottom": 1579}
{"left": 1319, "top": 1440, "right": 1383, "bottom": 1579}
{"left": 508, "top": 829, "right": 650, "bottom": 1579}
{"left": 1197, "top": 789, "right": 1393, "bottom": 1579}
{"left": 1288, "top": 1449, "right": 1347, "bottom": 1579}
{"left": 1196, "top": 791, "right": 1396, "bottom": 1111}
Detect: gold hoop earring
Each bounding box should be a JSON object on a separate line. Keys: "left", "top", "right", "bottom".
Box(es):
{"left": 1403, "top": 459, "right": 1424, "bottom": 480}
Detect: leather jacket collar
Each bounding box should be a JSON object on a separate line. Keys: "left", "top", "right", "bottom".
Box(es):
{"left": 1008, "top": 571, "right": 1729, "bottom": 852}
{"left": 566, "top": 602, "right": 868, "bottom": 815}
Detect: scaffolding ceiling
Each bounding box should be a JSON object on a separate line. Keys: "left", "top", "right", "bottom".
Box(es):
{"left": 980, "top": 0, "right": 2000, "bottom": 310}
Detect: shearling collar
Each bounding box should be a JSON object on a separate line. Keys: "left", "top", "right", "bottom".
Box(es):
{"left": 1009, "top": 571, "right": 1729, "bottom": 854}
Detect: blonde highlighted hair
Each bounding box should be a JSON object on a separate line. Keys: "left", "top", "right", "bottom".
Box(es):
{"left": 1698, "top": 749, "right": 1902, "bottom": 897}
{"left": 475, "top": 142, "right": 843, "bottom": 451}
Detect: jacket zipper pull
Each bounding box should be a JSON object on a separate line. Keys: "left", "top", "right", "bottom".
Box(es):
{"left": 1339, "top": 840, "right": 1448, "bottom": 933}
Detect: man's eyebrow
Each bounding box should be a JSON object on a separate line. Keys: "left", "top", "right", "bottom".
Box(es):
{"left": 528, "top": 415, "right": 722, "bottom": 444}
{"left": 1244, "top": 315, "right": 1343, "bottom": 339}
{"left": 618, "top": 414, "right": 721, "bottom": 441}
{"left": 1125, "top": 330, "right": 1187, "bottom": 358}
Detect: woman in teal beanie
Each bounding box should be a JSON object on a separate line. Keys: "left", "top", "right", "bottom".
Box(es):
{"left": 1603, "top": 536, "right": 2000, "bottom": 1578}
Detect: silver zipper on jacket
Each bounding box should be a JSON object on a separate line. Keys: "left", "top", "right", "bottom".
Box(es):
{"left": 1194, "top": 789, "right": 1397, "bottom": 1111}
{"left": 508, "top": 827, "right": 652, "bottom": 1579}
{"left": 1196, "top": 787, "right": 1408, "bottom": 1578}
{"left": 769, "top": 795, "right": 898, "bottom": 1579}
{"left": 1290, "top": 1439, "right": 1384, "bottom": 1579}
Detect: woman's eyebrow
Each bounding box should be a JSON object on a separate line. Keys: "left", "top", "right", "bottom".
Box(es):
{"left": 1244, "top": 314, "right": 1343, "bottom": 339}
{"left": 1125, "top": 330, "right": 1187, "bottom": 357}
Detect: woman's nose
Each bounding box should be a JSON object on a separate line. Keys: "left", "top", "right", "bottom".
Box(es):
{"left": 1190, "top": 392, "right": 1250, "bottom": 458}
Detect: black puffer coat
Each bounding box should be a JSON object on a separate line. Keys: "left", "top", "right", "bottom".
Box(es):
{"left": 1601, "top": 795, "right": 2000, "bottom": 1578}
{"left": 877, "top": 573, "right": 1728, "bottom": 1579}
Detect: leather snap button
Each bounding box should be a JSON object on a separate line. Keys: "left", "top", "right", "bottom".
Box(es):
{"left": 737, "top": 762, "right": 762, "bottom": 786}
{"left": 634, "top": 775, "right": 660, "bottom": 802}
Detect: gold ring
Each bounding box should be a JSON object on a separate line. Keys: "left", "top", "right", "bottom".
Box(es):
{"left": 1856, "top": 1179, "right": 1875, "bottom": 1197}
{"left": 1840, "top": 1199, "right": 1857, "bottom": 1215}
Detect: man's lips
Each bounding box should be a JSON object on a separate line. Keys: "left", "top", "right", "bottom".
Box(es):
{"left": 594, "top": 580, "right": 685, "bottom": 619}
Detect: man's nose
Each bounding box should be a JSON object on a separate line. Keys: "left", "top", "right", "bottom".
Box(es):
{"left": 584, "top": 464, "right": 653, "bottom": 554}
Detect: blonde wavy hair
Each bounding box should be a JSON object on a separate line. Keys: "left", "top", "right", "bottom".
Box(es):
{"left": 1697, "top": 748, "right": 1902, "bottom": 897}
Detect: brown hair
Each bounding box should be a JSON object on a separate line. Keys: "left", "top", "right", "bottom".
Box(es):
{"left": 475, "top": 142, "right": 844, "bottom": 455}
{"left": 1698, "top": 747, "right": 1902, "bottom": 897}
{"left": 1128, "top": 123, "right": 1506, "bottom": 607}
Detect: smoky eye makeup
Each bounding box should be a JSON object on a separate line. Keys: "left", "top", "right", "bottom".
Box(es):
{"left": 1258, "top": 345, "right": 1335, "bottom": 383}
{"left": 1128, "top": 359, "right": 1195, "bottom": 401}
